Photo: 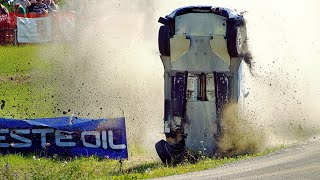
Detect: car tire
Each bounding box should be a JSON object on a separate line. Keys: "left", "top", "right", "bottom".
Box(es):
{"left": 228, "top": 25, "right": 248, "bottom": 57}
{"left": 155, "top": 140, "right": 173, "bottom": 165}
{"left": 158, "top": 25, "right": 171, "bottom": 56}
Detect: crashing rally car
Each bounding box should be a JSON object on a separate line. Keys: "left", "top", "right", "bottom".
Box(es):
{"left": 155, "top": 6, "right": 250, "bottom": 165}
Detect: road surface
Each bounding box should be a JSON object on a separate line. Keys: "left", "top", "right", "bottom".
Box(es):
{"left": 155, "top": 136, "right": 320, "bottom": 180}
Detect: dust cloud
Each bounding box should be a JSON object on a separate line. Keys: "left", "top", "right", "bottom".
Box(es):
{"left": 44, "top": 0, "right": 165, "bottom": 159}
{"left": 238, "top": 0, "right": 320, "bottom": 147}
{"left": 218, "top": 103, "right": 265, "bottom": 157}
{"left": 39, "top": 0, "right": 320, "bottom": 159}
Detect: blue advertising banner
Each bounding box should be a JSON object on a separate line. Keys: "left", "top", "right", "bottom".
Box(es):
{"left": 0, "top": 117, "right": 128, "bottom": 159}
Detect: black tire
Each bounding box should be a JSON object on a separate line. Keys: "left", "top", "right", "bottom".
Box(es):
{"left": 236, "top": 25, "right": 248, "bottom": 56}
{"left": 155, "top": 140, "right": 173, "bottom": 165}
{"left": 158, "top": 25, "right": 171, "bottom": 56}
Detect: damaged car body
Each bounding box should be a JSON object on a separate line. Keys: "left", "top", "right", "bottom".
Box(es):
{"left": 155, "top": 6, "right": 249, "bottom": 164}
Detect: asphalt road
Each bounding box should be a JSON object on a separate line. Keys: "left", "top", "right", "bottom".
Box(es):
{"left": 155, "top": 137, "right": 320, "bottom": 180}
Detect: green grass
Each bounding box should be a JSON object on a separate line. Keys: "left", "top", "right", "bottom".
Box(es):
{"left": 0, "top": 45, "right": 51, "bottom": 76}
{"left": 0, "top": 81, "right": 57, "bottom": 118}
{"left": 0, "top": 154, "right": 121, "bottom": 179}
{"left": 0, "top": 45, "right": 56, "bottom": 118}
{"left": 0, "top": 147, "right": 283, "bottom": 179}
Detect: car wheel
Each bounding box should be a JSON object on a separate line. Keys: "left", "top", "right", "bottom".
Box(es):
{"left": 228, "top": 25, "right": 248, "bottom": 57}
{"left": 236, "top": 25, "right": 249, "bottom": 56}
{"left": 155, "top": 140, "right": 173, "bottom": 165}
{"left": 158, "top": 25, "right": 171, "bottom": 56}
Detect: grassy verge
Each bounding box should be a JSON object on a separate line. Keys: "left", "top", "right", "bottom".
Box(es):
{"left": 116, "top": 146, "right": 284, "bottom": 179}
{"left": 0, "top": 147, "right": 283, "bottom": 179}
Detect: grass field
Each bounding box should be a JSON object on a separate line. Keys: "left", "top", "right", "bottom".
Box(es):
{"left": 0, "top": 45, "right": 281, "bottom": 179}
{"left": 0, "top": 45, "right": 56, "bottom": 119}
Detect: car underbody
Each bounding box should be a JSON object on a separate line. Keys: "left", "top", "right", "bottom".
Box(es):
{"left": 155, "top": 5, "right": 250, "bottom": 165}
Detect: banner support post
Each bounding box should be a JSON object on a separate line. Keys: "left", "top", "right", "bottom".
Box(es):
{"left": 14, "top": 29, "right": 17, "bottom": 46}
{"left": 119, "top": 159, "right": 123, "bottom": 173}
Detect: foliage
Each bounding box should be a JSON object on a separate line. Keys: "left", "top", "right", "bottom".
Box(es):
{"left": 0, "top": 0, "right": 13, "bottom": 12}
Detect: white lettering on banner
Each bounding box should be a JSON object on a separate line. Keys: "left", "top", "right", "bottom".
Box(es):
{"left": 0, "top": 129, "right": 9, "bottom": 148}
{"left": 102, "top": 130, "right": 108, "bottom": 149}
{"left": 32, "top": 129, "right": 54, "bottom": 147}
{"left": 81, "top": 131, "right": 101, "bottom": 148}
{"left": 10, "top": 129, "right": 32, "bottom": 148}
{"left": 0, "top": 129, "right": 126, "bottom": 150}
{"left": 55, "top": 130, "right": 76, "bottom": 147}
{"left": 108, "top": 130, "right": 127, "bottom": 150}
